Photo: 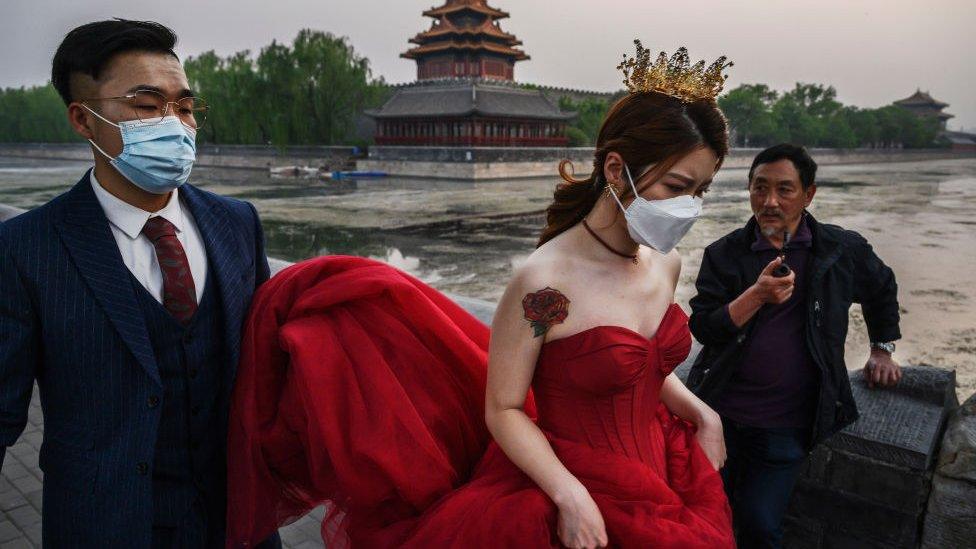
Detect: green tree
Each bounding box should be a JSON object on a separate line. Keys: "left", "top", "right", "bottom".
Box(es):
{"left": 558, "top": 96, "right": 611, "bottom": 146}
{"left": 717, "top": 84, "right": 779, "bottom": 147}
{"left": 771, "top": 93, "right": 822, "bottom": 146}
{"left": 716, "top": 81, "right": 942, "bottom": 149}
{"left": 0, "top": 84, "right": 77, "bottom": 143}
{"left": 821, "top": 110, "right": 858, "bottom": 149}
{"left": 564, "top": 126, "right": 589, "bottom": 147}
{"left": 782, "top": 83, "right": 842, "bottom": 118}
{"left": 871, "top": 106, "right": 939, "bottom": 149}
{"left": 845, "top": 108, "right": 880, "bottom": 147}
{"left": 184, "top": 30, "right": 389, "bottom": 146}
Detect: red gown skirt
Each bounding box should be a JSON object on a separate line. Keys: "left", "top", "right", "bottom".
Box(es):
{"left": 226, "top": 256, "right": 734, "bottom": 548}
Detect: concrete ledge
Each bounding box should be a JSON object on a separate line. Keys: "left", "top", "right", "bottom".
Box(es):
{"left": 783, "top": 366, "right": 957, "bottom": 548}
{"left": 356, "top": 158, "right": 578, "bottom": 180}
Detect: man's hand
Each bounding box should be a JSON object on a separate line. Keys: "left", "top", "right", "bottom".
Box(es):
{"left": 728, "top": 257, "right": 796, "bottom": 327}
{"left": 753, "top": 256, "right": 795, "bottom": 305}
{"left": 864, "top": 350, "right": 901, "bottom": 388}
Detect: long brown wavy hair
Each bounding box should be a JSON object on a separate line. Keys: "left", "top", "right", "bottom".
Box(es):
{"left": 538, "top": 91, "right": 729, "bottom": 247}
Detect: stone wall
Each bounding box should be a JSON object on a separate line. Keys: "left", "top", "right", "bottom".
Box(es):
{"left": 362, "top": 146, "right": 971, "bottom": 180}
{"left": 1, "top": 143, "right": 970, "bottom": 181}
{"left": 921, "top": 393, "right": 976, "bottom": 548}
{"left": 783, "top": 367, "right": 958, "bottom": 548}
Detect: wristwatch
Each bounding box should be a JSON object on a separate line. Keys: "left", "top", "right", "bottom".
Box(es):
{"left": 870, "top": 341, "right": 896, "bottom": 354}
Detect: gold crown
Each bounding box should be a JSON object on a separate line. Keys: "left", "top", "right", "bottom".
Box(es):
{"left": 617, "top": 41, "right": 733, "bottom": 102}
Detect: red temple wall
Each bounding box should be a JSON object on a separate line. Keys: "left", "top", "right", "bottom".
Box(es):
{"left": 417, "top": 54, "right": 515, "bottom": 80}
{"left": 375, "top": 117, "right": 568, "bottom": 147}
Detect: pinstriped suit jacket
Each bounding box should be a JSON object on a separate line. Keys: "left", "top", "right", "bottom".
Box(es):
{"left": 0, "top": 172, "right": 271, "bottom": 547}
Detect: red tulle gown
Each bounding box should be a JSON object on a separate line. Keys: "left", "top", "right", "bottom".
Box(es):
{"left": 227, "top": 256, "right": 734, "bottom": 548}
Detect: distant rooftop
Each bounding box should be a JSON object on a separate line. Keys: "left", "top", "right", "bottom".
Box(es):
{"left": 944, "top": 130, "right": 976, "bottom": 145}
{"left": 894, "top": 89, "right": 954, "bottom": 122}
{"left": 895, "top": 89, "right": 950, "bottom": 109}
{"left": 404, "top": 0, "right": 527, "bottom": 65}
{"left": 423, "top": 0, "right": 510, "bottom": 20}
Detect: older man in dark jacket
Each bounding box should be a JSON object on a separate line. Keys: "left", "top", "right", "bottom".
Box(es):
{"left": 687, "top": 144, "right": 902, "bottom": 549}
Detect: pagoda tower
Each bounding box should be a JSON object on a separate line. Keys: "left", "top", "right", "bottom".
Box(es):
{"left": 367, "top": 0, "right": 575, "bottom": 147}
{"left": 403, "top": 0, "right": 529, "bottom": 81}
{"left": 894, "top": 90, "right": 954, "bottom": 130}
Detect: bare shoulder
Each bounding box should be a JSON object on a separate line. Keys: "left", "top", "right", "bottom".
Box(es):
{"left": 499, "top": 241, "right": 577, "bottom": 338}
{"left": 509, "top": 236, "right": 577, "bottom": 288}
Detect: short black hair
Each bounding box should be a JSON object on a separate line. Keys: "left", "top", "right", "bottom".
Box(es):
{"left": 51, "top": 19, "right": 178, "bottom": 105}
{"left": 748, "top": 143, "right": 818, "bottom": 189}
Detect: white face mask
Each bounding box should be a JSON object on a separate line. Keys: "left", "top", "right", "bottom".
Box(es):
{"left": 606, "top": 164, "right": 703, "bottom": 254}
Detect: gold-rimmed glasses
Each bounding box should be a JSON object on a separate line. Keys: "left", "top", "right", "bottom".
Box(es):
{"left": 81, "top": 89, "right": 209, "bottom": 129}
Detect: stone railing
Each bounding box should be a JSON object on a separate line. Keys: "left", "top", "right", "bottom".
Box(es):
{"left": 783, "top": 367, "right": 958, "bottom": 548}
{"left": 3, "top": 203, "right": 974, "bottom": 547}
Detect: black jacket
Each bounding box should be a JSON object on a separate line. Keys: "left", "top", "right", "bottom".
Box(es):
{"left": 687, "top": 213, "right": 901, "bottom": 447}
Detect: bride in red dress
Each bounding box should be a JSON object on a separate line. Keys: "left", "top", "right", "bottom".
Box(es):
{"left": 227, "top": 45, "right": 736, "bottom": 548}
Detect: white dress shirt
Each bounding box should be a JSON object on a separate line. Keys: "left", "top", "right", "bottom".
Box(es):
{"left": 90, "top": 169, "right": 208, "bottom": 304}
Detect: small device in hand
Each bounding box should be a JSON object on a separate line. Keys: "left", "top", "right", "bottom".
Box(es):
{"left": 773, "top": 230, "right": 792, "bottom": 278}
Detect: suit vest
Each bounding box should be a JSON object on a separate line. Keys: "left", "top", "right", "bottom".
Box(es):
{"left": 130, "top": 267, "right": 226, "bottom": 528}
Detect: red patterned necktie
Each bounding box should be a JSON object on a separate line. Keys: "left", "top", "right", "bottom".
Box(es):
{"left": 142, "top": 216, "right": 198, "bottom": 324}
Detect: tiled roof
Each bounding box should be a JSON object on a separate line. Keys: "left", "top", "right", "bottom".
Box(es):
{"left": 944, "top": 131, "right": 976, "bottom": 145}
{"left": 894, "top": 90, "right": 950, "bottom": 108}
{"left": 423, "top": 0, "right": 509, "bottom": 20}
{"left": 402, "top": 39, "right": 529, "bottom": 60}
{"left": 409, "top": 17, "right": 520, "bottom": 45}
{"left": 366, "top": 81, "right": 577, "bottom": 120}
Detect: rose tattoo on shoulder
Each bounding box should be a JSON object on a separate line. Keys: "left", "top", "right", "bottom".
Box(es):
{"left": 522, "top": 287, "right": 570, "bottom": 338}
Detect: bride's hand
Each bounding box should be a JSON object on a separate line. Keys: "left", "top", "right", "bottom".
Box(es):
{"left": 695, "top": 412, "right": 727, "bottom": 470}
{"left": 553, "top": 482, "right": 608, "bottom": 549}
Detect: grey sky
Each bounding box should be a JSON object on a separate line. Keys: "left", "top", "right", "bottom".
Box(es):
{"left": 3, "top": 0, "right": 975, "bottom": 130}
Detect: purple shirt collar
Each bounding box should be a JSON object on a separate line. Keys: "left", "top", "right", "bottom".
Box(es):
{"left": 752, "top": 213, "right": 813, "bottom": 252}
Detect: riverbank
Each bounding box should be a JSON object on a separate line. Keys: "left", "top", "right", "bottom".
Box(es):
{"left": 0, "top": 142, "right": 970, "bottom": 180}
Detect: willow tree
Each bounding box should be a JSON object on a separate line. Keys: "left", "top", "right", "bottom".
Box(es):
{"left": 184, "top": 30, "right": 389, "bottom": 146}
{"left": 0, "top": 85, "right": 77, "bottom": 143}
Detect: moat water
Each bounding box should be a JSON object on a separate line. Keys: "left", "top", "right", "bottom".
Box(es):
{"left": 2, "top": 155, "right": 975, "bottom": 397}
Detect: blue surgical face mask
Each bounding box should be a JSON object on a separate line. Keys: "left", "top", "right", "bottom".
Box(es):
{"left": 84, "top": 105, "right": 197, "bottom": 195}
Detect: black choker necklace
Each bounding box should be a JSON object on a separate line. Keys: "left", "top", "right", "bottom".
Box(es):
{"left": 582, "top": 219, "right": 639, "bottom": 264}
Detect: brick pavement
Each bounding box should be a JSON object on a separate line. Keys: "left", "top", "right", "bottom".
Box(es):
{"left": 0, "top": 387, "right": 326, "bottom": 548}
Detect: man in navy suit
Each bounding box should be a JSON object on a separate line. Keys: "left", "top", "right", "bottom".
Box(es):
{"left": 0, "top": 20, "right": 278, "bottom": 547}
